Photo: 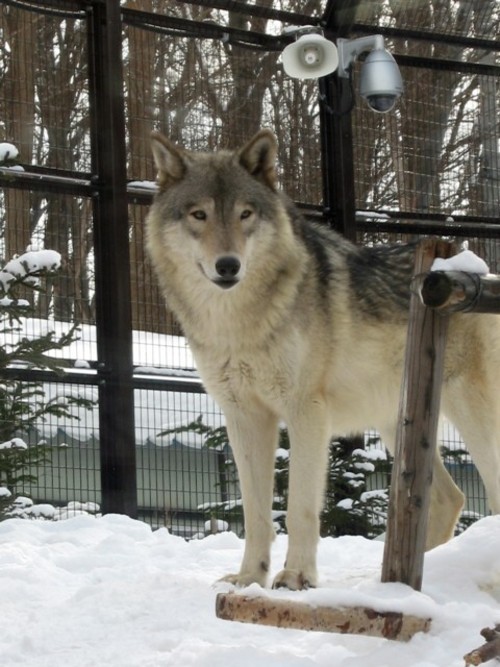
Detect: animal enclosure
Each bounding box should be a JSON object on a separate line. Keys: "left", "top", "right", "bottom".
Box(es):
{"left": 0, "top": 0, "right": 499, "bottom": 536}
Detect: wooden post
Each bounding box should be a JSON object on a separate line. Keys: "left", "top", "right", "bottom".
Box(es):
{"left": 381, "top": 238, "right": 456, "bottom": 591}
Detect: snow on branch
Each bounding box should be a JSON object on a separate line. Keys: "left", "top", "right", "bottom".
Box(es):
{"left": 0, "top": 249, "right": 62, "bottom": 295}
{"left": 0, "top": 142, "right": 19, "bottom": 162}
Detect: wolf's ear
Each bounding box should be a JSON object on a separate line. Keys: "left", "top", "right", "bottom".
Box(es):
{"left": 238, "top": 129, "right": 278, "bottom": 190}
{"left": 150, "top": 132, "right": 187, "bottom": 189}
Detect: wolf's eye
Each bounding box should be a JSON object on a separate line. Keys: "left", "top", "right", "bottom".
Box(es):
{"left": 190, "top": 210, "right": 207, "bottom": 221}
{"left": 240, "top": 209, "right": 253, "bottom": 220}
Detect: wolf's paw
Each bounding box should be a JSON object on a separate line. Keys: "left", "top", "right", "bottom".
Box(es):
{"left": 219, "top": 571, "right": 267, "bottom": 588}
{"left": 272, "top": 568, "right": 317, "bottom": 591}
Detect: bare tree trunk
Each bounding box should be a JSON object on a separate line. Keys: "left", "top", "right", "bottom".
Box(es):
{"left": 36, "top": 19, "right": 89, "bottom": 322}
{"left": 218, "top": 2, "right": 277, "bottom": 147}
{"left": 125, "top": 0, "right": 174, "bottom": 334}
{"left": 2, "top": 7, "right": 37, "bottom": 259}
{"left": 470, "top": 0, "right": 500, "bottom": 271}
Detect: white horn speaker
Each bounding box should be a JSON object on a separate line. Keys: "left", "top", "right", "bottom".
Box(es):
{"left": 282, "top": 33, "right": 339, "bottom": 79}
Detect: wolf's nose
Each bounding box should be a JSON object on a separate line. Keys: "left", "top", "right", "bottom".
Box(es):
{"left": 215, "top": 256, "right": 241, "bottom": 278}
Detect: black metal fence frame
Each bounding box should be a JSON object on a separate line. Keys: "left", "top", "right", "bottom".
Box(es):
{"left": 0, "top": 0, "right": 499, "bottom": 519}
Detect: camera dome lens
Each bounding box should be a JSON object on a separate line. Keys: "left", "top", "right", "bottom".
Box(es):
{"left": 366, "top": 94, "right": 397, "bottom": 113}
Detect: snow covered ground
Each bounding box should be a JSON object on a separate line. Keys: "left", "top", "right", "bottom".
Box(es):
{"left": 1, "top": 513, "right": 499, "bottom": 667}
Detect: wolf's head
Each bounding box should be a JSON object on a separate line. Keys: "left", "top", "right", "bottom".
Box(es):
{"left": 147, "top": 130, "right": 288, "bottom": 291}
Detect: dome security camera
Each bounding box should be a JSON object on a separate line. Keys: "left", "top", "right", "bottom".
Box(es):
{"left": 359, "top": 49, "right": 403, "bottom": 113}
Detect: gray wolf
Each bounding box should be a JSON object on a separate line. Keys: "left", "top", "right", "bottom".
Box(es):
{"left": 146, "top": 129, "right": 500, "bottom": 590}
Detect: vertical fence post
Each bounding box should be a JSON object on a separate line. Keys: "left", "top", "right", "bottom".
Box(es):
{"left": 87, "top": 0, "right": 137, "bottom": 517}
{"left": 319, "top": 0, "right": 360, "bottom": 242}
{"left": 318, "top": 74, "right": 357, "bottom": 242}
{"left": 381, "top": 238, "right": 455, "bottom": 590}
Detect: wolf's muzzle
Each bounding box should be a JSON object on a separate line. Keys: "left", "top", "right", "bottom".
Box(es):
{"left": 214, "top": 256, "right": 241, "bottom": 289}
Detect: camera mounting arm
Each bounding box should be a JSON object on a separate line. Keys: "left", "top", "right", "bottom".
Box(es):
{"left": 336, "top": 35, "right": 386, "bottom": 78}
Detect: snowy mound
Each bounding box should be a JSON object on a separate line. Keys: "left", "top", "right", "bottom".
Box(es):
{"left": 1, "top": 514, "right": 499, "bottom": 666}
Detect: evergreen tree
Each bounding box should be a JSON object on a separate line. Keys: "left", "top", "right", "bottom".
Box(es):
{"left": 0, "top": 249, "right": 94, "bottom": 519}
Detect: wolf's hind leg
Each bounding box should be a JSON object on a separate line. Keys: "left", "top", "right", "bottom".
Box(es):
{"left": 443, "top": 383, "right": 500, "bottom": 518}
{"left": 426, "top": 452, "right": 464, "bottom": 548}
{"left": 380, "top": 425, "right": 464, "bottom": 550}
{"left": 219, "top": 405, "right": 278, "bottom": 587}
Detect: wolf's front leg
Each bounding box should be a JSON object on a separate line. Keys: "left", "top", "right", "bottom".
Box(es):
{"left": 220, "top": 406, "right": 279, "bottom": 587}
{"left": 273, "top": 402, "right": 330, "bottom": 590}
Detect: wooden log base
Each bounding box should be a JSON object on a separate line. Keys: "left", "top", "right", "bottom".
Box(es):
{"left": 215, "top": 592, "right": 431, "bottom": 642}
